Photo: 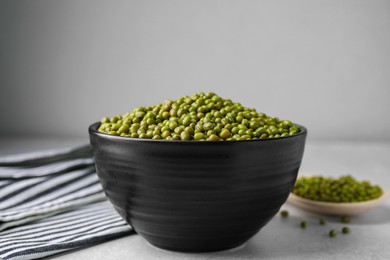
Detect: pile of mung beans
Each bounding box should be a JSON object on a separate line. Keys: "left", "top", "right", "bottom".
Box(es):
{"left": 97, "top": 92, "right": 300, "bottom": 141}
{"left": 292, "top": 175, "right": 383, "bottom": 203}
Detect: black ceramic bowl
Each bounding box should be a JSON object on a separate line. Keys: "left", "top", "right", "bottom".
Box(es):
{"left": 89, "top": 122, "right": 307, "bottom": 252}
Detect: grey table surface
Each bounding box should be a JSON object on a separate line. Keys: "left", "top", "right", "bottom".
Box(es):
{"left": 1, "top": 136, "right": 389, "bottom": 260}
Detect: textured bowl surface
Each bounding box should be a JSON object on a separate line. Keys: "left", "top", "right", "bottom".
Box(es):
{"left": 89, "top": 122, "right": 307, "bottom": 252}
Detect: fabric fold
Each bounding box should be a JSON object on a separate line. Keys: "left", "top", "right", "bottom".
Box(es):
{"left": 0, "top": 201, "right": 132, "bottom": 260}
{"left": 0, "top": 145, "right": 133, "bottom": 260}
{"left": 0, "top": 145, "right": 92, "bottom": 167}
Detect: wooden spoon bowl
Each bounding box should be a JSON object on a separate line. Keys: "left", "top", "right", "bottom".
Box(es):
{"left": 287, "top": 190, "right": 388, "bottom": 216}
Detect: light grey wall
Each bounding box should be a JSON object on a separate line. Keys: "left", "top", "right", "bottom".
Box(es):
{"left": 1, "top": 0, "right": 390, "bottom": 141}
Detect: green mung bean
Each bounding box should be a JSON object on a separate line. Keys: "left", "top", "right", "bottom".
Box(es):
{"left": 300, "top": 221, "right": 307, "bottom": 229}
{"left": 280, "top": 210, "right": 289, "bottom": 218}
{"left": 329, "top": 230, "right": 337, "bottom": 237}
{"left": 342, "top": 227, "right": 350, "bottom": 234}
{"left": 292, "top": 175, "right": 383, "bottom": 203}
{"left": 98, "top": 92, "right": 300, "bottom": 141}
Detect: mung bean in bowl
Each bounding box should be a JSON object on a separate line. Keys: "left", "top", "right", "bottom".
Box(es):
{"left": 89, "top": 92, "right": 307, "bottom": 252}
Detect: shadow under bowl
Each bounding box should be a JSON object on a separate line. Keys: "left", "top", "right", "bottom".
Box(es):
{"left": 89, "top": 122, "right": 307, "bottom": 252}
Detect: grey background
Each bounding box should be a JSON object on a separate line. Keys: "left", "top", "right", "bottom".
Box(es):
{"left": 1, "top": 0, "right": 390, "bottom": 141}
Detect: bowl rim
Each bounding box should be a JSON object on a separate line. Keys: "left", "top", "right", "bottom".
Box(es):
{"left": 89, "top": 122, "right": 307, "bottom": 144}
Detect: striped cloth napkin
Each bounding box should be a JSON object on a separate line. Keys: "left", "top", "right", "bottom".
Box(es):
{"left": 0, "top": 145, "right": 133, "bottom": 260}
